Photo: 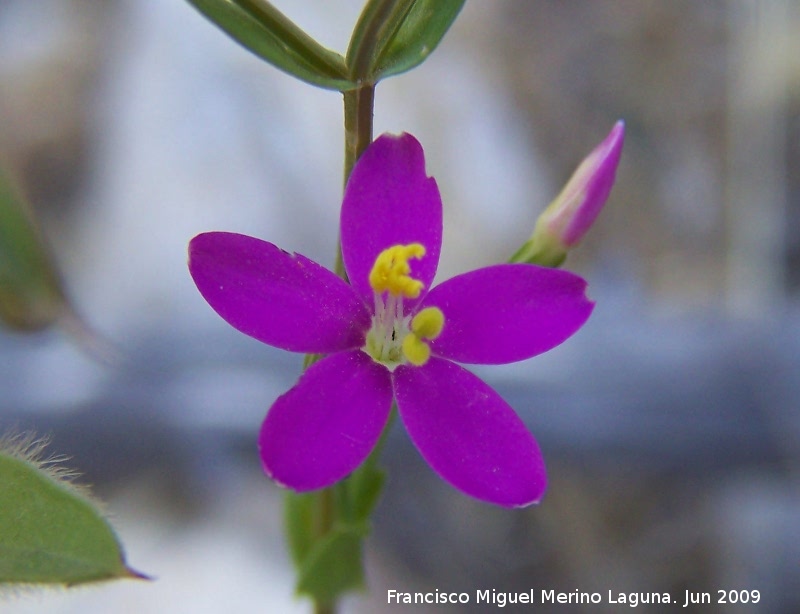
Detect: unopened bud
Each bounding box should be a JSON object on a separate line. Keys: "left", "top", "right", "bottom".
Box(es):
{"left": 511, "top": 120, "right": 624, "bottom": 267}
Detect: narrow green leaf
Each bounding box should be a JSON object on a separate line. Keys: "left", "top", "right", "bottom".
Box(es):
{"left": 346, "top": 0, "right": 414, "bottom": 80}
{"left": 0, "top": 438, "right": 141, "bottom": 585}
{"left": 348, "top": 0, "right": 465, "bottom": 83}
{"left": 185, "top": 0, "right": 356, "bottom": 90}
{"left": 295, "top": 525, "right": 366, "bottom": 604}
{"left": 374, "top": 0, "right": 465, "bottom": 79}
{"left": 0, "top": 164, "right": 66, "bottom": 331}
{"left": 0, "top": 165, "right": 120, "bottom": 361}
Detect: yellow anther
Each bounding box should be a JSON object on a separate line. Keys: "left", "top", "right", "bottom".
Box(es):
{"left": 401, "top": 307, "right": 444, "bottom": 366}
{"left": 369, "top": 243, "right": 426, "bottom": 298}
{"left": 401, "top": 333, "right": 431, "bottom": 366}
{"left": 411, "top": 307, "right": 444, "bottom": 340}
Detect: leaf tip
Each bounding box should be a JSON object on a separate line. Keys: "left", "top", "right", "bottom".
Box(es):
{"left": 123, "top": 566, "right": 154, "bottom": 582}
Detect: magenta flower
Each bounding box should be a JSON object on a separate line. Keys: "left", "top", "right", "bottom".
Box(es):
{"left": 188, "top": 134, "right": 593, "bottom": 507}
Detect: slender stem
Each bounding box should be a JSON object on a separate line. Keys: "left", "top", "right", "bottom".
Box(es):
{"left": 305, "top": 82, "right": 375, "bottom": 614}
{"left": 314, "top": 601, "right": 335, "bottom": 614}
{"left": 315, "top": 487, "right": 335, "bottom": 539}
{"left": 335, "top": 84, "right": 375, "bottom": 280}
{"left": 343, "top": 85, "right": 375, "bottom": 190}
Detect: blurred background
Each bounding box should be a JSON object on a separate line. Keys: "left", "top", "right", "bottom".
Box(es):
{"left": 1, "top": 0, "right": 798, "bottom": 611}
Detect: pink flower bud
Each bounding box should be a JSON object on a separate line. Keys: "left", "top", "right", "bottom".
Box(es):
{"left": 540, "top": 120, "right": 625, "bottom": 247}
{"left": 512, "top": 121, "right": 624, "bottom": 267}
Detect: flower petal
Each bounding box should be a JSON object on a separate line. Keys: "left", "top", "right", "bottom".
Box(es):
{"left": 341, "top": 133, "right": 443, "bottom": 308}
{"left": 394, "top": 358, "right": 546, "bottom": 507}
{"left": 423, "top": 263, "right": 593, "bottom": 364}
{"left": 189, "top": 232, "right": 370, "bottom": 353}
{"left": 260, "top": 351, "right": 393, "bottom": 491}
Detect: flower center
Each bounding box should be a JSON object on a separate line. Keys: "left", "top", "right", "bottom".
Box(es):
{"left": 363, "top": 243, "right": 444, "bottom": 369}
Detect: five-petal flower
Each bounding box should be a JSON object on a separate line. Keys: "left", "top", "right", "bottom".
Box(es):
{"left": 188, "top": 133, "right": 594, "bottom": 507}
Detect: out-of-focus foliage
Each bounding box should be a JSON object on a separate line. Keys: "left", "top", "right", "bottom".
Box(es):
{"left": 0, "top": 164, "right": 67, "bottom": 331}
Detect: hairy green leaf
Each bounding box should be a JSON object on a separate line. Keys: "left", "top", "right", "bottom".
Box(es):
{"left": 0, "top": 441, "right": 141, "bottom": 586}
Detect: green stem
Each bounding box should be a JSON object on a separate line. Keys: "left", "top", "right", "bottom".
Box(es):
{"left": 343, "top": 85, "right": 375, "bottom": 191}
{"left": 335, "top": 84, "right": 375, "bottom": 281}
{"left": 314, "top": 602, "right": 335, "bottom": 614}
{"left": 303, "top": 81, "right": 375, "bottom": 614}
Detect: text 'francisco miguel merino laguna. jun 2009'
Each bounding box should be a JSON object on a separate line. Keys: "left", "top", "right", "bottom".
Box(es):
{"left": 386, "top": 588, "right": 762, "bottom": 608}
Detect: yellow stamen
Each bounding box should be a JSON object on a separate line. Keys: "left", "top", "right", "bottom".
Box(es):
{"left": 400, "top": 307, "right": 445, "bottom": 366}
{"left": 410, "top": 307, "right": 444, "bottom": 339}
{"left": 401, "top": 334, "right": 431, "bottom": 366}
{"left": 369, "top": 243, "right": 426, "bottom": 298}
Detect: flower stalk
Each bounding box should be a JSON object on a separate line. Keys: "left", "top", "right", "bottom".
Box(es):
{"left": 304, "top": 80, "right": 375, "bottom": 614}
{"left": 337, "top": 84, "right": 375, "bottom": 282}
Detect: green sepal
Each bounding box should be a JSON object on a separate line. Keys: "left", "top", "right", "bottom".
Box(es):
{"left": 0, "top": 441, "right": 143, "bottom": 586}
{"left": 185, "top": 0, "right": 356, "bottom": 91}
{"left": 0, "top": 164, "right": 67, "bottom": 331}
{"left": 508, "top": 235, "right": 567, "bottom": 268}
{"left": 347, "top": 0, "right": 465, "bottom": 83}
